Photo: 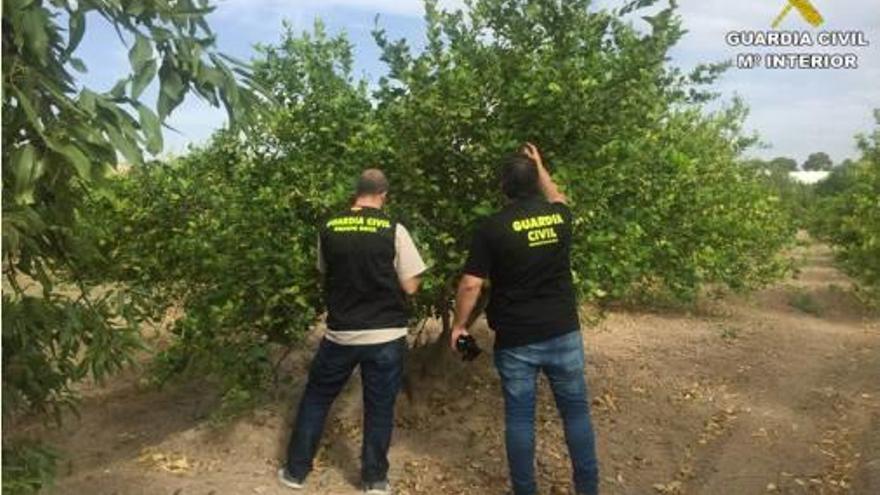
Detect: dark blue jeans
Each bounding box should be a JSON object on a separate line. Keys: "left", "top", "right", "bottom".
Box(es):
{"left": 494, "top": 331, "right": 599, "bottom": 495}
{"left": 286, "top": 336, "right": 406, "bottom": 483}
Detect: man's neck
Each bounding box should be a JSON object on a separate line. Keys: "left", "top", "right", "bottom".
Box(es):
{"left": 353, "top": 195, "right": 383, "bottom": 209}
{"left": 507, "top": 194, "right": 543, "bottom": 204}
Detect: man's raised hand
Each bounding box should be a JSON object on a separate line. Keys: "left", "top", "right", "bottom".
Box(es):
{"left": 522, "top": 142, "right": 544, "bottom": 169}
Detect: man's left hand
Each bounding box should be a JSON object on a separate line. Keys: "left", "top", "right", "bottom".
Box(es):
{"left": 450, "top": 326, "right": 469, "bottom": 351}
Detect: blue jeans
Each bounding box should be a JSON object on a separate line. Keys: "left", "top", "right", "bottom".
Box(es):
{"left": 285, "top": 337, "right": 406, "bottom": 483}
{"left": 494, "top": 331, "right": 599, "bottom": 495}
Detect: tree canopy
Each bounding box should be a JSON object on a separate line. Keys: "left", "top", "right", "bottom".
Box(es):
{"left": 812, "top": 112, "right": 880, "bottom": 303}
{"left": 803, "top": 151, "right": 834, "bottom": 171}
{"left": 85, "top": 0, "right": 795, "bottom": 406}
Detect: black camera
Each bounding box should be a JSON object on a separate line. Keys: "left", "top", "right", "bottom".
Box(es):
{"left": 455, "top": 334, "right": 482, "bottom": 362}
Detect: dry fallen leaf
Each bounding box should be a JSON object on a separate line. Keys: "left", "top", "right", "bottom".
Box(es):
{"left": 652, "top": 480, "right": 683, "bottom": 494}
{"left": 138, "top": 450, "right": 193, "bottom": 474}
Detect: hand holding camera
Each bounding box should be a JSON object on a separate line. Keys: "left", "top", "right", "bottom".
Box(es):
{"left": 455, "top": 334, "right": 482, "bottom": 362}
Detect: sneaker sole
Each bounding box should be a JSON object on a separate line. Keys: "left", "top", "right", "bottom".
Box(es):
{"left": 277, "top": 468, "right": 304, "bottom": 490}
{"left": 364, "top": 484, "right": 391, "bottom": 495}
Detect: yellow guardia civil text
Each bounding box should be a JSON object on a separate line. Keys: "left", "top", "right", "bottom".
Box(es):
{"left": 511, "top": 213, "right": 565, "bottom": 247}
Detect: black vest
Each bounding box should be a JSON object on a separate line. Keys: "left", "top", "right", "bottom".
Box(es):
{"left": 320, "top": 207, "right": 409, "bottom": 330}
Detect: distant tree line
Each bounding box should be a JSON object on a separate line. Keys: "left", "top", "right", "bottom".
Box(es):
{"left": 747, "top": 152, "right": 843, "bottom": 173}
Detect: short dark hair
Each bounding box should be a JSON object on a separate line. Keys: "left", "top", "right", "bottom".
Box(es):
{"left": 355, "top": 168, "right": 389, "bottom": 196}
{"left": 500, "top": 153, "right": 540, "bottom": 199}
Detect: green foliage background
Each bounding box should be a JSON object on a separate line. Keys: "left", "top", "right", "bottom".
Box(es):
{"left": 87, "top": 0, "right": 795, "bottom": 405}
{"left": 812, "top": 111, "right": 880, "bottom": 303}
{"left": 7, "top": 2, "right": 880, "bottom": 493}
{"left": 2, "top": 0, "right": 260, "bottom": 490}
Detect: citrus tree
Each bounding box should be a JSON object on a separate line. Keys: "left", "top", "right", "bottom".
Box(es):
{"left": 812, "top": 111, "right": 880, "bottom": 303}
{"left": 373, "top": 0, "right": 792, "bottom": 310}
{"left": 746, "top": 157, "right": 815, "bottom": 228}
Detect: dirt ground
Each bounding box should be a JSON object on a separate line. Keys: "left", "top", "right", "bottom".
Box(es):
{"left": 19, "top": 242, "right": 880, "bottom": 494}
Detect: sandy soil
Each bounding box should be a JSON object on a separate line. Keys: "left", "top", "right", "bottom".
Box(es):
{"left": 19, "top": 242, "right": 880, "bottom": 494}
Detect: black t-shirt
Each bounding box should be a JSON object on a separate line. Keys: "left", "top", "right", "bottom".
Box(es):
{"left": 463, "top": 197, "right": 580, "bottom": 349}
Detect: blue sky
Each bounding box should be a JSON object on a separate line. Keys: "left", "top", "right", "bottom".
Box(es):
{"left": 74, "top": 0, "right": 880, "bottom": 164}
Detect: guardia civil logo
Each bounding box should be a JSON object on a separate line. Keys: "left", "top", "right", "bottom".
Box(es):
{"left": 772, "top": 0, "right": 824, "bottom": 28}
{"left": 728, "top": 0, "right": 870, "bottom": 70}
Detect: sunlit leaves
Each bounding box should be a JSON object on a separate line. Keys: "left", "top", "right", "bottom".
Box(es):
{"left": 48, "top": 141, "right": 92, "bottom": 180}
{"left": 136, "top": 104, "right": 163, "bottom": 154}
{"left": 20, "top": 5, "right": 50, "bottom": 64}
{"left": 10, "top": 144, "right": 42, "bottom": 205}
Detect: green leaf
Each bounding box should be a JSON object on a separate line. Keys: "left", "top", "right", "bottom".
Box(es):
{"left": 157, "top": 60, "right": 186, "bottom": 120}
{"left": 79, "top": 89, "right": 98, "bottom": 115}
{"left": 131, "top": 59, "right": 157, "bottom": 99}
{"left": 125, "top": 0, "right": 146, "bottom": 16}
{"left": 53, "top": 142, "right": 93, "bottom": 180}
{"left": 12, "top": 87, "right": 43, "bottom": 132}
{"left": 109, "top": 78, "right": 129, "bottom": 98}
{"left": 473, "top": 204, "right": 492, "bottom": 216}
{"left": 12, "top": 144, "right": 43, "bottom": 204}
{"left": 69, "top": 57, "right": 87, "bottom": 73}
{"left": 136, "top": 104, "right": 163, "bottom": 154}
{"left": 129, "top": 33, "right": 153, "bottom": 72}
{"left": 106, "top": 126, "right": 143, "bottom": 166}
{"left": 12, "top": 144, "right": 36, "bottom": 182}
{"left": 66, "top": 11, "right": 86, "bottom": 56}
{"left": 21, "top": 6, "right": 49, "bottom": 64}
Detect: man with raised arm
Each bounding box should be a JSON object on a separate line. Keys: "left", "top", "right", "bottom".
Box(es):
{"left": 279, "top": 169, "right": 427, "bottom": 495}
{"left": 451, "top": 144, "right": 599, "bottom": 495}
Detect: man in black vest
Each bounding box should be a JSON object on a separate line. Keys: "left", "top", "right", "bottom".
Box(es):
{"left": 279, "top": 169, "right": 426, "bottom": 494}
{"left": 450, "top": 144, "right": 599, "bottom": 495}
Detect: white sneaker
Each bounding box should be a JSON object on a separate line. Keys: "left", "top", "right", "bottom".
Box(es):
{"left": 364, "top": 480, "right": 392, "bottom": 494}
{"left": 277, "top": 468, "right": 305, "bottom": 490}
